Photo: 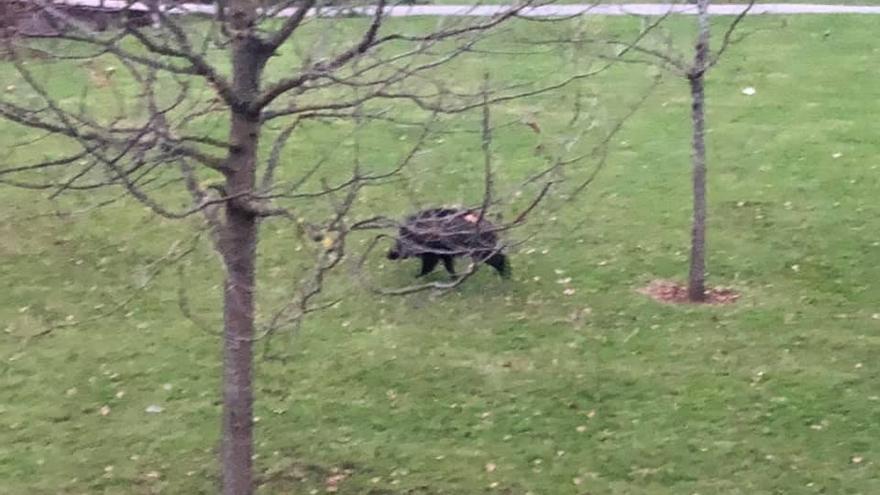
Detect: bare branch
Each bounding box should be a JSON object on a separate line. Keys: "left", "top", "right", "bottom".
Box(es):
{"left": 122, "top": 22, "right": 239, "bottom": 108}
{"left": 28, "top": 0, "right": 239, "bottom": 108}
{"left": 263, "top": 0, "right": 318, "bottom": 51}
{"left": 0, "top": 150, "right": 91, "bottom": 177}
{"left": 258, "top": 108, "right": 438, "bottom": 201}
{"left": 568, "top": 72, "right": 663, "bottom": 199}
{"left": 260, "top": 117, "right": 301, "bottom": 193}
{"left": 708, "top": 0, "right": 756, "bottom": 69}
{"left": 255, "top": 0, "right": 387, "bottom": 110}
{"left": 374, "top": 2, "right": 532, "bottom": 44}
{"left": 177, "top": 263, "right": 221, "bottom": 336}
{"left": 477, "top": 73, "right": 493, "bottom": 222}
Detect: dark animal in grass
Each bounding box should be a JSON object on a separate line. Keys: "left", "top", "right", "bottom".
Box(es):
{"left": 386, "top": 207, "right": 511, "bottom": 278}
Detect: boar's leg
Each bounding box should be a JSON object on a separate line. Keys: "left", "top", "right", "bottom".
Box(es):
{"left": 441, "top": 256, "right": 456, "bottom": 276}
{"left": 485, "top": 253, "right": 511, "bottom": 278}
{"left": 417, "top": 254, "right": 440, "bottom": 277}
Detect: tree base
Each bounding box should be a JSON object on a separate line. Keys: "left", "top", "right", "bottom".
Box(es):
{"left": 638, "top": 279, "right": 739, "bottom": 305}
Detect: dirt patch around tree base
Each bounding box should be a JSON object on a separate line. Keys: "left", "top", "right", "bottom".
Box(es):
{"left": 638, "top": 279, "right": 740, "bottom": 305}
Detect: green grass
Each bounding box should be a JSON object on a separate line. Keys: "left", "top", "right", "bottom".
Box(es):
{"left": 2, "top": 14, "right": 880, "bottom": 495}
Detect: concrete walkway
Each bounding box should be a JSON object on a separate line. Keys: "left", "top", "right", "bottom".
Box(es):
{"left": 51, "top": 1, "right": 880, "bottom": 17}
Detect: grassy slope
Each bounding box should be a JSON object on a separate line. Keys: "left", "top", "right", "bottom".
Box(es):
{"left": 1, "top": 14, "right": 879, "bottom": 495}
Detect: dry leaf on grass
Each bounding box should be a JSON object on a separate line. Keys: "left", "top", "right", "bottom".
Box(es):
{"left": 638, "top": 280, "right": 740, "bottom": 305}
{"left": 325, "top": 473, "right": 347, "bottom": 492}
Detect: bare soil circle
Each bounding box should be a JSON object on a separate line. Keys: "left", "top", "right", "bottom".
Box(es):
{"left": 638, "top": 279, "right": 740, "bottom": 305}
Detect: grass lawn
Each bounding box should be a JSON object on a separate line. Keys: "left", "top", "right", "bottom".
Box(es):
{"left": 1, "top": 13, "right": 879, "bottom": 495}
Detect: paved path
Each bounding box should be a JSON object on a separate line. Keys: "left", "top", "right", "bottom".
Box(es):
{"left": 51, "top": 1, "right": 880, "bottom": 17}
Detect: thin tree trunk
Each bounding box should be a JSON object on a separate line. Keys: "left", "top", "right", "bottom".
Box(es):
{"left": 0, "top": 0, "right": 17, "bottom": 39}
{"left": 687, "top": 0, "right": 710, "bottom": 302}
{"left": 220, "top": 114, "right": 261, "bottom": 495}
{"left": 687, "top": 75, "right": 707, "bottom": 302}
{"left": 220, "top": 147, "right": 258, "bottom": 494}
{"left": 220, "top": 2, "right": 266, "bottom": 491}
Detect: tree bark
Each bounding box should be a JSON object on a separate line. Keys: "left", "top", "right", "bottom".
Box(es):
{"left": 220, "top": 115, "right": 259, "bottom": 495}
{"left": 687, "top": 0, "right": 710, "bottom": 302}
{"left": 220, "top": 2, "right": 267, "bottom": 492}
{"left": 0, "top": 0, "right": 19, "bottom": 39}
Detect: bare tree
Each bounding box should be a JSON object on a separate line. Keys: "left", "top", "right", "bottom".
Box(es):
{"left": 685, "top": 0, "right": 755, "bottom": 301}
{"left": 687, "top": 0, "right": 712, "bottom": 301}
{"left": 0, "top": 1, "right": 655, "bottom": 492}
{"left": 537, "top": 0, "right": 754, "bottom": 302}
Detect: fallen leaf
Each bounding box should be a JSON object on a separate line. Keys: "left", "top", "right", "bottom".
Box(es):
{"left": 325, "top": 473, "right": 347, "bottom": 492}
{"left": 524, "top": 120, "right": 541, "bottom": 134}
